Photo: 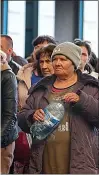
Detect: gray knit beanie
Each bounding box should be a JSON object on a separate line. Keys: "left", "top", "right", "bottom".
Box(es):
{"left": 51, "top": 42, "right": 82, "bottom": 68}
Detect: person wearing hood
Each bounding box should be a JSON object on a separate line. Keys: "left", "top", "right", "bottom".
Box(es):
{"left": 0, "top": 50, "right": 18, "bottom": 174}
{"left": 18, "top": 42, "right": 99, "bottom": 174}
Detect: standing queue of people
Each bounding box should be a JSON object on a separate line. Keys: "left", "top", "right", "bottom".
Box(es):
{"left": 0, "top": 34, "right": 99, "bottom": 174}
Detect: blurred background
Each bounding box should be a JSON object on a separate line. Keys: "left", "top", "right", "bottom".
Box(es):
{"left": 1, "top": 0, "right": 98, "bottom": 58}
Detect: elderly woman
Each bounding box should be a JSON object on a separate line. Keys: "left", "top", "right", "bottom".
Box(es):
{"left": 18, "top": 42, "right": 99, "bottom": 174}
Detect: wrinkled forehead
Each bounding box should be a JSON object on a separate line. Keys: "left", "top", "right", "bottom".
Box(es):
{"left": 40, "top": 52, "right": 51, "bottom": 61}
{"left": 40, "top": 52, "right": 51, "bottom": 58}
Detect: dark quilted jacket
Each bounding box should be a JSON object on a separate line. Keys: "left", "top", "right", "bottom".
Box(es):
{"left": 9, "top": 59, "right": 21, "bottom": 75}
{"left": 1, "top": 63, "right": 18, "bottom": 148}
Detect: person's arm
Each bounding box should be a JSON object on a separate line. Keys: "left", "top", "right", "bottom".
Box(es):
{"left": 1, "top": 72, "right": 17, "bottom": 136}
{"left": 18, "top": 94, "right": 36, "bottom": 133}
{"left": 71, "top": 89, "right": 99, "bottom": 128}
{"left": 18, "top": 92, "right": 45, "bottom": 133}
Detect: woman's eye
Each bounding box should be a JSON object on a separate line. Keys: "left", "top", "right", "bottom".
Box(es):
{"left": 40, "top": 61, "right": 43, "bottom": 64}
{"left": 46, "top": 60, "right": 50, "bottom": 63}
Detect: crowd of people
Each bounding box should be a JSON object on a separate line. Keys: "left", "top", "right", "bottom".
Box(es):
{"left": 0, "top": 34, "right": 99, "bottom": 174}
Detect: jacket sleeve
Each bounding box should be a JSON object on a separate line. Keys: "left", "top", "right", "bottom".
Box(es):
{"left": 2, "top": 72, "right": 18, "bottom": 136}
{"left": 72, "top": 89, "right": 99, "bottom": 128}
{"left": 18, "top": 94, "right": 36, "bottom": 133}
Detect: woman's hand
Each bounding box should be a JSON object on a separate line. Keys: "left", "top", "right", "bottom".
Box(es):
{"left": 33, "top": 109, "right": 45, "bottom": 121}
{"left": 64, "top": 92, "right": 79, "bottom": 103}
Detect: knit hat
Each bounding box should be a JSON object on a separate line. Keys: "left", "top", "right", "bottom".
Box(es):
{"left": 51, "top": 42, "right": 82, "bottom": 68}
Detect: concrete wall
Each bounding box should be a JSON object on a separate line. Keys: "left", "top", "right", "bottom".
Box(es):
{"left": 55, "top": 1, "right": 79, "bottom": 43}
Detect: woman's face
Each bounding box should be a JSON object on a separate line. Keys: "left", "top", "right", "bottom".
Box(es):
{"left": 39, "top": 53, "right": 54, "bottom": 77}
{"left": 80, "top": 46, "right": 89, "bottom": 64}
{"left": 52, "top": 55, "right": 75, "bottom": 77}
{"left": 33, "top": 41, "right": 48, "bottom": 61}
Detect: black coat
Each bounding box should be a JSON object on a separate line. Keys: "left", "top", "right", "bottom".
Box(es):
{"left": 1, "top": 63, "right": 18, "bottom": 148}
{"left": 9, "top": 59, "right": 21, "bottom": 75}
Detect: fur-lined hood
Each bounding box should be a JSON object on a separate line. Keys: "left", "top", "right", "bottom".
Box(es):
{"left": 17, "top": 63, "right": 34, "bottom": 90}
{"left": 0, "top": 50, "right": 11, "bottom": 71}
{"left": 1, "top": 62, "right": 11, "bottom": 71}
{"left": 17, "top": 63, "right": 34, "bottom": 80}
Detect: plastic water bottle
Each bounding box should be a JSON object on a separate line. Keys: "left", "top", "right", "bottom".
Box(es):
{"left": 30, "top": 101, "right": 65, "bottom": 143}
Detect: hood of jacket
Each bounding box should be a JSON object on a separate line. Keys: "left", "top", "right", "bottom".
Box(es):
{"left": 1, "top": 62, "right": 11, "bottom": 71}
{"left": 29, "top": 69, "right": 99, "bottom": 95}
{"left": 17, "top": 63, "right": 34, "bottom": 89}
{"left": 90, "top": 71, "right": 99, "bottom": 79}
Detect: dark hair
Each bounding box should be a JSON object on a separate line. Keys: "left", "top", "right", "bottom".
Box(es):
{"left": 36, "top": 60, "right": 43, "bottom": 77}
{"left": 1, "top": 34, "right": 13, "bottom": 48}
{"left": 36, "top": 44, "right": 55, "bottom": 60}
{"left": 95, "top": 58, "right": 99, "bottom": 73}
{"left": 73, "top": 38, "right": 91, "bottom": 56}
{"left": 32, "top": 35, "right": 57, "bottom": 47}
{"left": 84, "top": 63, "right": 94, "bottom": 74}
{"left": 89, "top": 51, "right": 98, "bottom": 69}
{"left": 35, "top": 43, "right": 56, "bottom": 76}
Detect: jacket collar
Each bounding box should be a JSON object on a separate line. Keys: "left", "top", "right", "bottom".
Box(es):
{"left": 77, "top": 69, "right": 99, "bottom": 87}
{"left": 29, "top": 69, "right": 99, "bottom": 95}
{"left": 28, "top": 74, "right": 56, "bottom": 95}
{"left": 1, "top": 62, "right": 11, "bottom": 71}
{"left": 17, "top": 63, "right": 34, "bottom": 89}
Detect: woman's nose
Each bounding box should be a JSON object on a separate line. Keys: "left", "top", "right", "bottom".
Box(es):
{"left": 42, "top": 62, "right": 47, "bottom": 68}
{"left": 55, "top": 59, "right": 61, "bottom": 65}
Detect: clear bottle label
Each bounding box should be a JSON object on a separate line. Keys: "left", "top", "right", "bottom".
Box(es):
{"left": 43, "top": 108, "right": 60, "bottom": 130}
